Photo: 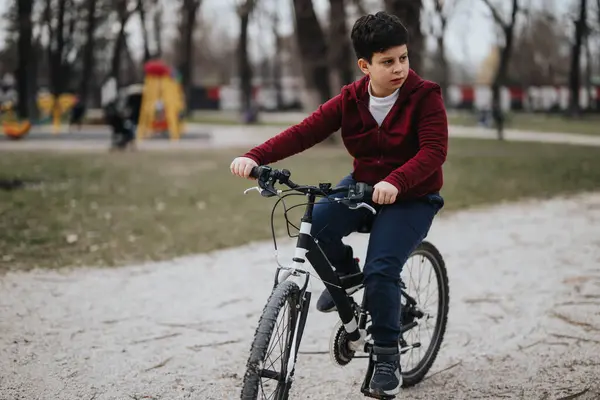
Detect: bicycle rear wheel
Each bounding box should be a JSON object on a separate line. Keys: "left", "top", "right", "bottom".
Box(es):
{"left": 400, "top": 241, "right": 449, "bottom": 388}
{"left": 241, "top": 280, "right": 300, "bottom": 400}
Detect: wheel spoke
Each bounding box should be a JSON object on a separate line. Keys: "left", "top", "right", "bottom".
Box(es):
{"left": 398, "top": 246, "right": 447, "bottom": 382}
{"left": 245, "top": 283, "right": 298, "bottom": 400}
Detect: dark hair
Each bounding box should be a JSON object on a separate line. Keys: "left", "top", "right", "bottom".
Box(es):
{"left": 350, "top": 11, "right": 409, "bottom": 63}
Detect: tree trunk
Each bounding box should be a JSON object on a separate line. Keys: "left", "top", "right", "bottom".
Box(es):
{"left": 17, "top": 0, "right": 34, "bottom": 119}
{"left": 28, "top": 36, "right": 40, "bottom": 120}
{"left": 491, "top": 26, "right": 515, "bottom": 141}
{"left": 50, "top": 0, "right": 68, "bottom": 96}
{"left": 292, "top": 0, "right": 332, "bottom": 106}
{"left": 111, "top": 5, "right": 130, "bottom": 87}
{"left": 482, "top": 0, "right": 519, "bottom": 140}
{"left": 568, "top": 0, "right": 587, "bottom": 117}
{"left": 238, "top": 1, "right": 255, "bottom": 120}
{"left": 153, "top": 1, "right": 163, "bottom": 57}
{"left": 585, "top": 25, "right": 592, "bottom": 111}
{"left": 384, "top": 0, "right": 424, "bottom": 75}
{"left": 137, "top": 0, "right": 151, "bottom": 61}
{"left": 272, "top": 14, "right": 284, "bottom": 110}
{"left": 79, "top": 0, "right": 97, "bottom": 106}
{"left": 178, "top": 0, "right": 200, "bottom": 116}
{"left": 329, "top": 0, "right": 354, "bottom": 89}
{"left": 436, "top": 22, "right": 449, "bottom": 101}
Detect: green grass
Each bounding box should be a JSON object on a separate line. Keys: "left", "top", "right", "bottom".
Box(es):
{"left": 187, "top": 113, "right": 296, "bottom": 127}
{"left": 1, "top": 138, "right": 599, "bottom": 272}
{"left": 189, "top": 110, "right": 600, "bottom": 136}
{"left": 448, "top": 112, "right": 600, "bottom": 136}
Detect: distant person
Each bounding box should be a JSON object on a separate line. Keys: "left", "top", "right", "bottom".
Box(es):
{"left": 69, "top": 97, "right": 86, "bottom": 132}
{"left": 230, "top": 11, "right": 447, "bottom": 397}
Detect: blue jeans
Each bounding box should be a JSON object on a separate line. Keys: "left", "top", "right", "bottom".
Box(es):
{"left": 311, "top": 175, "right": 444, "bottom": 346}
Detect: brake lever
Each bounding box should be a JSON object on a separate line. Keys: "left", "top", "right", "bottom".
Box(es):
{"left": 350, "top": 202, "right": 376, "bottom": 215}
{"left": 243, "top": 186, "right": 282, "bottom": 197}
{"left": 244, "top": 186, "right": 261, "bottom": 194}
{"left": 336, "top": 199, "right": 377, "bottom": 215}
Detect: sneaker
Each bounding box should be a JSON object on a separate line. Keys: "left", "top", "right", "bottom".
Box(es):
{"left": 316, "top": 247, "right": 361, "bottom": 313}
{"left": 370, "top": 346, "right": 402, "bottom": 396}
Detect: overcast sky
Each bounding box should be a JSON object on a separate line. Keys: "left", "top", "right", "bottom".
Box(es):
{"left": 0, "top": 0, "right": 574, "bottom": 70}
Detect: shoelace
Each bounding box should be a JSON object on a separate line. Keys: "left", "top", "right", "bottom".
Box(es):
{"left": 374, "top": 360, "right": 397, "bottom": 378}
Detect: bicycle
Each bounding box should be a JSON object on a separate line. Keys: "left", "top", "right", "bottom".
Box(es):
{"left": 240, "top": 166, "right": 449, "bottom": 400}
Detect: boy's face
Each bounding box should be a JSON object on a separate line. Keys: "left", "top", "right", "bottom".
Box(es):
{"left": 358, "top": 45, "right": 409, "bottom": 97}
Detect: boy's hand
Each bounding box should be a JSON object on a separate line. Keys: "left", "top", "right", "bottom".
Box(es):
{"left": 230, "top": 157, "right": 258, "bottom": 179}
{"left": 372, "top": 181, "right": 398, "bottom": 205}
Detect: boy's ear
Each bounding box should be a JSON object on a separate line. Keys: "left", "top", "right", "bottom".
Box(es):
{"left": 357, "top": 58, "right": 370, "bottom": 75}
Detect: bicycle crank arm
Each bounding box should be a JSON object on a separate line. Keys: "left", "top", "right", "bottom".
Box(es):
{"left": 400, "top": 342, "right": 421, "bottom": 353}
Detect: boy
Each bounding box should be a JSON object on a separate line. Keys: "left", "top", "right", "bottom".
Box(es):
{"left": 231, "top": 11, "right": 447, "bottom": 396}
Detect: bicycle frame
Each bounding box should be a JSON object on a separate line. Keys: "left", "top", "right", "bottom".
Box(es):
{"left": 274, "top": 192, "right": 368, "bottom": 382}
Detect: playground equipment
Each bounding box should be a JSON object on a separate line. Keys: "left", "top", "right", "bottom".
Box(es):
{"left": 136, "top": 60, "right": 185, "bottom": 141}
{"left": 37, "top": 92, "right": 78, "bottom": 133}
{"left": 1, "top": 92, "right": 78, "bottom": 139}
{"left": 1, "top": 101, "right": 29, "bottom": 139}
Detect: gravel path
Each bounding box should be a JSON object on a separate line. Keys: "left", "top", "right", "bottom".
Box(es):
{"left": 1, "top": 193, "right": 599, "bottom": 400}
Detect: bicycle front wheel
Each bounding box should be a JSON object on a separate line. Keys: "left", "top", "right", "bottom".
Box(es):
{"left": 241, "top": 280, "right": 300, "bottom": 400}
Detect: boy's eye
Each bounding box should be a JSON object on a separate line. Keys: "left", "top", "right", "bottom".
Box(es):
{"left": 383, "top": 60, "right": 393, "bottom": 65}
{"left": 400, "top": 56, "right": 408, "bottom": 61}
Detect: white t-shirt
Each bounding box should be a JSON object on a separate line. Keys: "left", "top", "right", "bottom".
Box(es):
{"left": 368, "top": 82, "right": 399, "bottom": 126}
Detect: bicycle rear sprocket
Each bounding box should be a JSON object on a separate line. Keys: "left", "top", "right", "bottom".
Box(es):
{"left": 329, "top": 320, "right": 356, "bottom": 366}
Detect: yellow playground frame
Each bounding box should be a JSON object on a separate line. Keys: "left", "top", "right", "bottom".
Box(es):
{"left": 136, "top": 60, "right": 186, "bottom": 141}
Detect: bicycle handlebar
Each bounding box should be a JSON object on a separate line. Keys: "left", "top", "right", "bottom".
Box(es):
{"left": 249, "top": 166, "right": 374, "bottom": 210}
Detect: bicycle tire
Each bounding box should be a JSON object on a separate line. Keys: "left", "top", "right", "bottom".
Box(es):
{"left": 401, "top": 241, "right": 449, "bottom": 388}
{"left": 241, "top": 280, "right": 300, "bottom": 400}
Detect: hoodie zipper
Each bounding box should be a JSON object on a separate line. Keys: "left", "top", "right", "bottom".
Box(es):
{"left": 357, "top": 98, "right": 391, "bottom": 165}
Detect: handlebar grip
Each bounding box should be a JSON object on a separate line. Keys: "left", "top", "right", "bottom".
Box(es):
{"left": 355, "top": 182, "right": 374, "bottom": 201}
{"left": 249, "top": 166, "right": 262, "bottom": 179}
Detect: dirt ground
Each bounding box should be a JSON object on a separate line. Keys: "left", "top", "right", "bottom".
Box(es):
{"left": 1, "top": 192, "right": 599, "bottom": 400}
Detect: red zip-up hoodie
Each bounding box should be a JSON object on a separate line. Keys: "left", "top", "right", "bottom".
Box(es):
{"left": 243, "top": 69, "right": 448, "bottom": 200}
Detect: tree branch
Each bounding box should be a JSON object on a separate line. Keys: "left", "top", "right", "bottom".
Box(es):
{"left": 481, "top": 0, "right": 507, "bottom": 29}
{"left": 510, "top": 0, "right": 519, "bottom": 24}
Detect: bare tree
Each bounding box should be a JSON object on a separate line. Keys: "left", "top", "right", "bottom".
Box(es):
{"left": 428, "top": 0, "right": 463, "bottom": 100}
{"left": 329, "top": 0, "right": 355, "bottom": 89}
{"left": 137, "top": 0, "right": 151, "bottom": 61}
{"left": 480, "top": 0, "right": 520, "bottom": 140}
{"left": 508, "top": 11, "right": 570, "bottom": 86}
{"left": 80, "top": 0, "right": 98, "bottom": 106}
{"left": 110, "top": 0, "right": 135, "bottom": 86}
{"left": 384, "top": 0, "right": 424, "bottom": 74}
{"left": 45, "top": 0, "right": 68, "bottom": 96}
{"left": 237, "top": 0, "right": 257, "bottom": 122}
{"left": 17, "top": 0, "right": 34, "bottom": 119}
{"left": 568, "top": 0, "right": 587, "bottom": 116}
{"left": 178, "top": 0, "right": 202, "bottom": 115}
{"left": 271, "top": 7, "right": 284, "bottom": 110}
{"left": 292, "top": 0, "right": 332, "bottom": 108}
{"left": 153, "top": 0, "right": 163, "bottom": 57}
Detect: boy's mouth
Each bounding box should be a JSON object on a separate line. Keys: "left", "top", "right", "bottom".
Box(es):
{"left": 391, "top": 78, "right": 404, "bottom": 84}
